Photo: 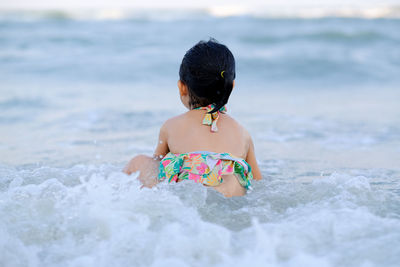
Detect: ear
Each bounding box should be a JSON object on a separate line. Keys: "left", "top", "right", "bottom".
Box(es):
{"left": 178, "top": 80, "right": 188, "bottom": 96}
{"left": 232, "top": 80, "right": 235, "bottom": 89}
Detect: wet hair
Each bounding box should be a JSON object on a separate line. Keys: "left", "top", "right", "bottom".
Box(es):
{"left": 179, "top": 38, "right": 236, "bottom": 113}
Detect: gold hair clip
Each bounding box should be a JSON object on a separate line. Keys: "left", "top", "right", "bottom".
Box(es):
{"left": 220, "top": 70, "right": 225, "bottom": 78}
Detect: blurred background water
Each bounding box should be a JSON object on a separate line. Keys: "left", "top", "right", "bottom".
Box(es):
{"left": 1, "top": 7, "right": 400, "bottom": 267}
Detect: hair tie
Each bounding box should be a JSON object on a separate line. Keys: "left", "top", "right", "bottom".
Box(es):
{"left": 220, "top": 70, "right": 225, "bottom": 78}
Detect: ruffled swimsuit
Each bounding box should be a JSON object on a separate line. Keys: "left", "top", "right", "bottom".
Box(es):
{"left": 158, "top": 104, "right": 253, "bottom": 190}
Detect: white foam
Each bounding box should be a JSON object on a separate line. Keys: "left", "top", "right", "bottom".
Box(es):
{"left": 1, "top": 164, "right": 399, "bottom": 266}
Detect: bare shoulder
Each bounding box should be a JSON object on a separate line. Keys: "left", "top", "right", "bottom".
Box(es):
{"left": 223, "top": 114, "right": 251, "bottom": 139}
{"left": 161, "top": 112, "right": 189, "bottom": 132}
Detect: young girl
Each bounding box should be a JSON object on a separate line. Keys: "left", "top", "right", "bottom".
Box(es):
{"left": 124, "top": 39, "right": 262, "bottom": 197}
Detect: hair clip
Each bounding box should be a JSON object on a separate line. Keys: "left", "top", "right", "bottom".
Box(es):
{"left": 220, "top": 71, "right": 225, "bottom": 78}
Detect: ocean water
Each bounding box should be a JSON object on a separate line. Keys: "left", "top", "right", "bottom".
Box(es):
{"left": 1, "top": 10, "right": 400, "bottom": 267}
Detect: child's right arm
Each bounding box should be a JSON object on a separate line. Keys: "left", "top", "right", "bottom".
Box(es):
{"left": 153, "top": 122, "right": 170, "bottom": 159}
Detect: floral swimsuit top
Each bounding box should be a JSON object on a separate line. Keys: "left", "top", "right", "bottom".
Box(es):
{"left": 158, "top": 104, "right": 253, "bottom": 190}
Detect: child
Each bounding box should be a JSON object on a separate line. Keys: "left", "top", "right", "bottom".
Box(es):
{"left": 124, "top": 39, "right": 261, "bottom": 197}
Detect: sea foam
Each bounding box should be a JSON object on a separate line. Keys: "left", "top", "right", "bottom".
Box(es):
{"left": 1, "top": 164, "right": 399, "bottom": 267}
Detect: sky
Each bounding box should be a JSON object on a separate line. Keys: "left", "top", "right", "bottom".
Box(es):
{"left": 0, "top": 0, "right": 399, "bottom": 9}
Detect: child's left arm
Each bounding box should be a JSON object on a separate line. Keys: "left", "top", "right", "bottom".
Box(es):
{"left": 122, "top": 123, "right": 169, "bottom": 188}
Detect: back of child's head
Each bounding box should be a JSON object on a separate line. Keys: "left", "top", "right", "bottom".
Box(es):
{"left": 179, "top": 38, "right": 236, "bottom": 113}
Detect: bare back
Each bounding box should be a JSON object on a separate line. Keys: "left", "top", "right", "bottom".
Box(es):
{"left": 154, "top": 108, "right": 262, "bottom": 183}
{"left": 164, "top": 109, "right": 249, "bottom": 159}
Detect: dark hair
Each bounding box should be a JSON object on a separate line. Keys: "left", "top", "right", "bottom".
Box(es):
{"left": 179, "top": 38, "right": 236, "bottom": 113}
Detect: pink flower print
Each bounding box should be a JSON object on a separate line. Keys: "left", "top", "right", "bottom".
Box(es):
{"left": 162, "top": 160, "right": 171, "bottom": 167}
{"left": 226, "top": 165, "right": 233, "bottom": 174}
{"left": 215, "top": 160, "right": 222, "bottom": 167}
{"left": 188, "top": 173, "right": 201, "bottom": 183}
{"left": 196, "top": 162, "right": 208, "bottom": 175}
